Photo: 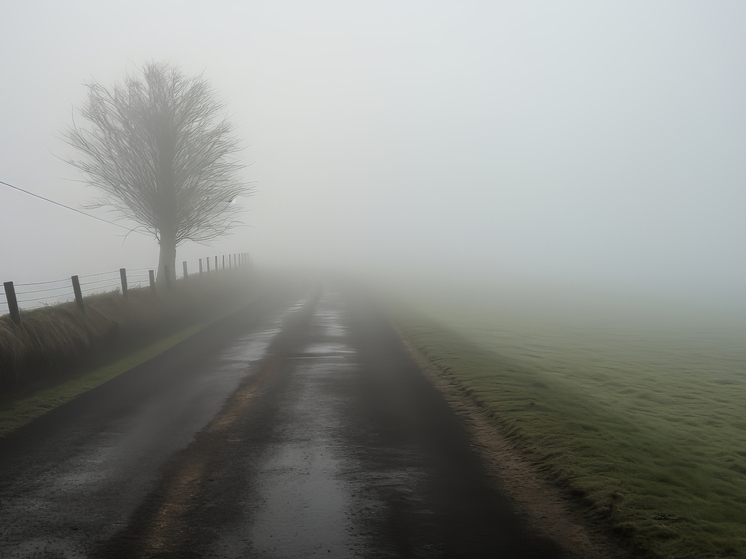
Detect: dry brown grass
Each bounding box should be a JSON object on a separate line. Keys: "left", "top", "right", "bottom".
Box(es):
{"left": 0, "top": 270, "right": 255, "bottom": 393}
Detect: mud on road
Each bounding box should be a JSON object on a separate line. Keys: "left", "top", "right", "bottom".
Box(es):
{"left": 1, "top": 283, "right": 565, "bottom": 558}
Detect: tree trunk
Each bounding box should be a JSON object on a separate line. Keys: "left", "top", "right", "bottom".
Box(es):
{"left": 157, "top": 230, "right": 177, "bottom": 285}
{"left": 155, "top": 121, "right": 178, "bottom": 286}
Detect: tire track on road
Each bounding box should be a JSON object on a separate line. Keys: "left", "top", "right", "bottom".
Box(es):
{"left": 138, "top": 357, "right": 283, "bottom": 557}
{"left": 96, "top": 293, "right": 320, "bottom": 558}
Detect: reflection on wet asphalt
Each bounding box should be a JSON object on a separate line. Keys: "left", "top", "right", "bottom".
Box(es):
{"left": 196, "top": 287, "right": 561, "bottom": 558}
{"left": 243, "top": 294, "right": 361, "bottom": 558}
{"left": 0, "top": 285, "right": 563, "bottom": 558}
{"left": 0, "top": 289, "right": 302, "bottom": 559}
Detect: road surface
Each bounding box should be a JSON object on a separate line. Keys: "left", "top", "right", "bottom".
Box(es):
{"left": 0, "top": 281, "right": 563, "bottom": 558}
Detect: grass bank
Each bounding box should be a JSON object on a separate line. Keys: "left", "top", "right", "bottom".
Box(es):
{"left": 0, "top": 324, "right": 204, "bottom": 438}
{"left": 392, "top": 306, "right": 746, "bottom": 559}
{"left": 0, "top": 268, "right": 260, "bottom": 434}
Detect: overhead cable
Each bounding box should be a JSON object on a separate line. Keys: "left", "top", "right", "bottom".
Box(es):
{"left": 0, "top": 179, "right": 150, "bottom": 237}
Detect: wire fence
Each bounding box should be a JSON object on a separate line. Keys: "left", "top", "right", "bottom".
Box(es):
{"left": 9, "top": 270, "right": 146, "bottom": 309}
{"left": 13, "top": 275, "right": 88, "bottom": 309}
{"left": 2, "top": 254, "right": 250, "bottom": 318}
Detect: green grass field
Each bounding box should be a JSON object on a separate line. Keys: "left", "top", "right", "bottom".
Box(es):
{"left": 393, "top": 301, "right": 746, "bottom": 559}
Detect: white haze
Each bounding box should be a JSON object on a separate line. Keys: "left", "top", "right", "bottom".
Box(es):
{"left": 1, "top": 1, "right": 745, "bottom": 319}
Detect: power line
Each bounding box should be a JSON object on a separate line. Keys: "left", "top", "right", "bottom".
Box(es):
{"left": 0, "top": 179, "right": 150, "bottom": 237}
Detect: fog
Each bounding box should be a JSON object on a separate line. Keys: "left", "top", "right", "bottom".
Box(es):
{"left": 2, "top": 1, "right": 745, "bottom": 318}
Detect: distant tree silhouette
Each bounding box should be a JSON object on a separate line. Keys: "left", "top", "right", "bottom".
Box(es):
{"left": 64, "top": 62, "right": 249, "bottom": 282}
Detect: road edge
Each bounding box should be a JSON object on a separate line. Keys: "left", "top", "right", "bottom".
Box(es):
{"left": 396, "top": 329, "right": 634, "bottom": 559}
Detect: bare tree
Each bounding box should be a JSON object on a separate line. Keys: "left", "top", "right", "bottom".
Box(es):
{"left": 64, "top": 62, "right": 250, "bottom": 282}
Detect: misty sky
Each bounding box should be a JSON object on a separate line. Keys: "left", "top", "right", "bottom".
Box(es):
{"left": 1, "top": 1, "right": 745, "bottom": 311}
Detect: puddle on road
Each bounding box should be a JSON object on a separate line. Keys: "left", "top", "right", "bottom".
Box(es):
{"left": 247, "top": 354, "right": 362, "bottom": 558}
{"left": 315, "top": 292, "right": 349, "bottom": 340}
{"left": 249, "top": 443, "right": 354, "bottom": 558}
{"left": 213, "top": 308, "right": 290, "bottom": 368}
{"left": 216, "top": 296, "right": 367, "bottom": 558}
{"left": 292, "top": 342, "right": 356, "bottom": 358}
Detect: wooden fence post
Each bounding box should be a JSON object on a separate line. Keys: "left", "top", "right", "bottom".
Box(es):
{"left": 3, "top": 281, "right": 21, "bottom": 325}
{"left": 222, "top": 255, "right": 225, "bottom": 270}
{"left": 149, "top": 270, "right": 156, "bottom": 295}
{"left": 71, "top": 276, "right": 84, "bottom": 313}
{"left": 183, "top": 261, "right": 188, "bottom": 282}
{"left": 206, "top": 257, "right": 210, "bottom": 272}
{"left": 120, "top": 268, "right": 129, "bottom": 301}
{"left": 215, "top": 256, "right": 218, "bottom": 271}
{"left": 199, "top": 259, "right": 203, "bottom": 275}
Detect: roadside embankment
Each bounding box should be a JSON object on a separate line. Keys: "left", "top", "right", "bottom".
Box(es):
{"left": 0, "top": 268, "right": 259, "bottom": 397}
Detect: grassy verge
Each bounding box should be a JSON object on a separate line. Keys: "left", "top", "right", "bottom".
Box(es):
{"left": 392, "top": 306, "right": 746, "bottom": 559}
{"left": 0, "top": 323, "right": 204, "bottom": 438}
{"left": 0, "top": 269, "right": 257, "bottom": 391}
{"left": 0, "top": 268, "right": 266, "bottom": 437}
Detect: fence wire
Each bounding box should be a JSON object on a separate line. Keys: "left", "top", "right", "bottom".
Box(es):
{"left": 2, "top": 254, "right": 248, "bottom": 316}
{"left": 81, "top": 283, "right": 121, "bottom": 292}
{"left": 79, "top": 269, "right": 121, "bottom": 278}
{"left": 17, "top": 294, "right": 74, "bottom": 303}
{"left": 15, "top": 284, "right": 73, "bottom": 296}
{"left": 4, "top": 270, "right": 124, "bottom": 311}
{"left": 80, "top": 276, "right": 120, "bottom": 286}
{"left": 16, "top": 277, "right": 70, "bottom": 287}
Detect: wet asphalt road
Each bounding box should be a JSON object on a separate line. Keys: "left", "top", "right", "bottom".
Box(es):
{"left": 0, "top": 283, "right": 563, "bottom": 558}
